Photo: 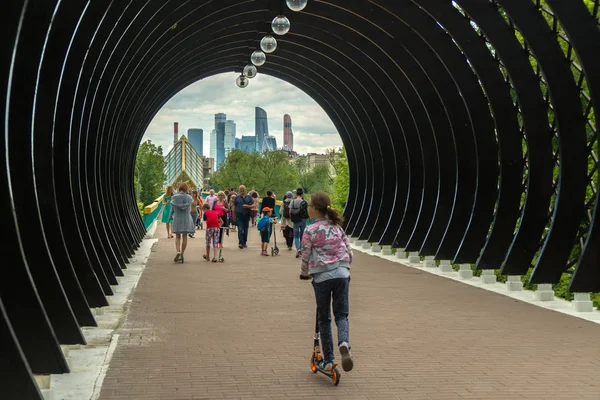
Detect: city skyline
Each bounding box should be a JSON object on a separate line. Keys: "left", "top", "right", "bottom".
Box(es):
{"left": 142, "top": 73, "right": 343, "bottom": 156}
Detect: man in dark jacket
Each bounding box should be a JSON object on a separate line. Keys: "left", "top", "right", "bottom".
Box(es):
{"left": 233, "top": 185, "right": 254, "bottom": 248}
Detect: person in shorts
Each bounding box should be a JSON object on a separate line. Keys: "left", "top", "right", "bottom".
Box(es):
{"left": 202, "top": 203, "right": 223, "bottom": 262}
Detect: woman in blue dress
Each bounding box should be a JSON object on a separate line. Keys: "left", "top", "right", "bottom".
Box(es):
{"left": 161, "top": 185, "right": 175, "bottom": 238}
{"left": 171, "top": 182, "right": 195, "bottom": 263}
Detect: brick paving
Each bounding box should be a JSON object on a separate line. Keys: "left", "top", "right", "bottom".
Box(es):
{"left": 99, "top": 222, "right": 600, "bottom": 400}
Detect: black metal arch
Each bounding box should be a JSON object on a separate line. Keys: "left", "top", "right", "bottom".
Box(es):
{"left": 1, "top": 0, "right": 599, "bottom": 396}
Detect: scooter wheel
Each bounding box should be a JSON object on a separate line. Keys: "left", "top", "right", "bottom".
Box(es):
{"left": 220, "top": 258, "right": 224, "bottom": 262}
{"left": 310, "top": 357, "right": 318, "bottom": 373}
{"left": 332, "top": 366, "right": 341, "bottom": 385}
{"left": 274, "top": 249, "right": 279, "bottom": 255}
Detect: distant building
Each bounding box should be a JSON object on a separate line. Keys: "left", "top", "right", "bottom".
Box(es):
{"left": 163, "top": 135, "right": 204, "bottom": 189}
{"left": 307, "top": 152, "right": 337, "bottom": 175}
{"left": 210, "top": 129, "right": 217, "bottom": 160}
{"left": 203, "top": 157, "right": 214, "bottom": 187}
{"left": 283, "top": 114, "right": 293, "bottom": 151}
{"left": 214, "top": 113, "right": 226, "bottom": 126}
{"left": 187, "top": 128, "right": 203, "bottom": 156}
{"left": 240, "top": 135, "right": 257, "bottom": 153}
{"left": 255, "top": 107, "right": 268, "bottom": 153}
{"left": 263, "top": 135, "right": 277, "bottom": 151}
{"left": 235, "top": 137, "right": 241, "bottom": 149}
{"left": 216, "top": 122, "right": 225, "bottom": 169}
{"left": 225, "top": 120, "right": 236, "bottom": 156}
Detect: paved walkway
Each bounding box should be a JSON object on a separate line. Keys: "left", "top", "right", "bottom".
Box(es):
{"left": 99, "top": 222, "right": 600, "bottom": 400}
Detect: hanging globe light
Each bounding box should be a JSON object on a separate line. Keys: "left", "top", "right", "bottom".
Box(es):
{"left": 243, "top": 64, "right": 257, "bottom": 79}
{"left": 236, "top": 74, "right": 249, "bottom": 88}
{"left": 260, "top": 35, "right": 277, "bottom": 53}
{"left": 251, "top": 50, "right": 266, "bottom": 66}
{"left": 271, "top": 15, "right": 290, "bottom": 35}
{"left": 286, "top": 0, "right": 308, "bottom": 12}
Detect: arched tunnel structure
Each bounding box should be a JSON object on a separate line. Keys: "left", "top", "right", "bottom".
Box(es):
{"left": 1, "top": 1, "right": 599, "bottom": 397}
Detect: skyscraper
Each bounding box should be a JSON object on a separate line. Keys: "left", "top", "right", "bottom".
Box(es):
{"left": 187, "top": 128, "right": 203, "bottom": 156}
{"left": 283, "top": 114, "right": 293, "bottom": 151}
{"left": 210, "top": 129, "right": 217, "bottom": 160}
{"left": 224, "top": 120, "right": 236, "bottom": 155}
{"left": 216, "top": 122, "right": 225, "bottom": 169}
{"left": 212, "top": 113, "right": 226, "bottom": 169}
{"left": 263, "top": 135, "right": 277, "bottom": 151}
{"left": 255, "top": 107, "right": 268, "bottom": 153}
{"left": 240, "top": 136, "right": 257, "bottom": 153}
{"left": 214, "top": 113, "right": 226, "bottom": 127}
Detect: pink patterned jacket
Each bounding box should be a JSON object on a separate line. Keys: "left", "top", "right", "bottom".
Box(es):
{"left": 300, "top": 219, "right": 353, "bottom": 276}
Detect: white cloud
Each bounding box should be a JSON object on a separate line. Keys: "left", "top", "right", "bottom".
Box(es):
{"left": 141, "top": 73, "right": 343, "bottom": 155}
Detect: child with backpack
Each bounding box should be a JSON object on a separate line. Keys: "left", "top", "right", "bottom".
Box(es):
{"left": 299, "top": 191, "right": 354, "bottom": 373}
{"left": 258, "top": 207, "right": 277, "bottom": 256}
{"left": 289, "top": 188, "right": 309, "bottom": 258}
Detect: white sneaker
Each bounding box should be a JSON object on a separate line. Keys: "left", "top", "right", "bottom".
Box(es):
{"left": 339, "top": 342, "right": 353, "bottom": 372}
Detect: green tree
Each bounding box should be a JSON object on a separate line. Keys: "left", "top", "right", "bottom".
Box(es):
{"left": 211, "top": 149, "right": 299, "bottom": 197}
{"left": 331, "top": 147, "right": 349, "bottom": 212}
{"left": 292, "top": 157, "right": 333, "bottom": 195}
{"left": 136, "top": 140, "right": 166, "bottom": 206}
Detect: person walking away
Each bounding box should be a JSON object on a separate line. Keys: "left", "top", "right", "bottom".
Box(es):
{"left": 250, "top": 191, "right": 259, "bottom": 227}
{"left": 280, "top": 191, "right": 294, "bottom": 250}
{"left": 299, "top": 191, "right": 354, "bottom": 373}
{"left": 205, "top": 189, "right": 218, "bottom": 209}
{"left": 171, "top": 183, "right": 195, "bottom": 263}
{"left": 189, "top": 190, "right": 200, "bottom": 238}
{"left": 290, "top": 187, "right": 309, "bottom": 258}
{"left": 161, "top": 186, "right": 175, "bottom": 238}
{"left": 258, "top": 207, "right": 277, "bottom": 256}
{"left": 201, "top": 203, "right": 223, "bottom": 262}
{"left": 233, "top": 185, "right": 254, "bottom": 248}
{"left": 260, "top": 190, "right": 276, "bottom": 217}
{"left": 213, "top": 191, "right": 230, "bottom": 245}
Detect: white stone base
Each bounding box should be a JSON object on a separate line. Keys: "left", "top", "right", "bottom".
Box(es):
{"left": 534, "top": 284, "right": 555, "bottom": 301}
{"left": 348, "top": 237, "right": 356, "bottom": 244}
{"left": 423, "top": 256, "right": 436, "bottom": 268}
{"left": 480, "top": 269, "right": 497, "bottom": 284}
{"left": 572, "top": 293, "right": 594, "bottom": 312}
{"left": 381, "top": 246, "right": 392, "bottom": 255}
{"left": 438, "top": 260, "right": 453, "bottom": 273}
{"left": 361, "top": 241, "right": 371, "bottom": 249}
{"left": 371, "top": 244, "right": 382, "bottom": 253}
{"left": 41, "top": 389, "right": 53, "bottom": 400}
{"left": 458, "top": 264, "right": 473, "bottom": 279}
{"left": 35, "top": 375, "right": 51, "bottom": 390}
{"left": 93, "top": 307, "right": 104, "bottom": 316}
{"left": 355, "top": 239, "right": 366, "bottom": 247}
{"left": 407, "top": 252, "right": 420, "bottom": 263}
{"left": 506, "top": 275, "right": 523, "bottom": 291}
{"left": 395, "top": 248, "right": 406, "bottom": 259}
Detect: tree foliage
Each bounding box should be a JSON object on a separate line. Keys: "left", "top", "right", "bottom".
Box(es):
{"left": 330, "top": 147, "right": 349, "bottom": 212}
{"left": 136, "top": 140, "right": 166, "bottom": 206}
{"left": 211, "top": 149, "right": 299, "bottom": 197}
{"left": 292, "top": 157, "right": 333, "bottom": 195}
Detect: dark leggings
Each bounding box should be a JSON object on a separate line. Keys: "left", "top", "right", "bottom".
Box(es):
{"left": 312, "top": 277, "right": 350, "bottom": 362}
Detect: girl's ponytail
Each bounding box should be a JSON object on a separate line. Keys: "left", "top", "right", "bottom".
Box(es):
{"left": 326, "top": 207, "right": 344, "bottom": 226}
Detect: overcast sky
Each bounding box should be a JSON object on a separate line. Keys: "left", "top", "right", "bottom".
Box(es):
{"left": 141, "top": 73, "right": 343, "bottom": 156}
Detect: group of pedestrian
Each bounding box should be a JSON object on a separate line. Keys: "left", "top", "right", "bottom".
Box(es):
{"left": 159, "top": 183, "right": 354, "bottom": 374}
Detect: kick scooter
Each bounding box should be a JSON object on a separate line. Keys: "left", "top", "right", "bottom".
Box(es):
{"left": 270, "top": 222, "right": 279, "bottom": 256}
{"left": 307, "top": 306, "right": 341, "bottom": 386}
{"left": 216, "top": 226, "right": 230, "bottom": 262}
